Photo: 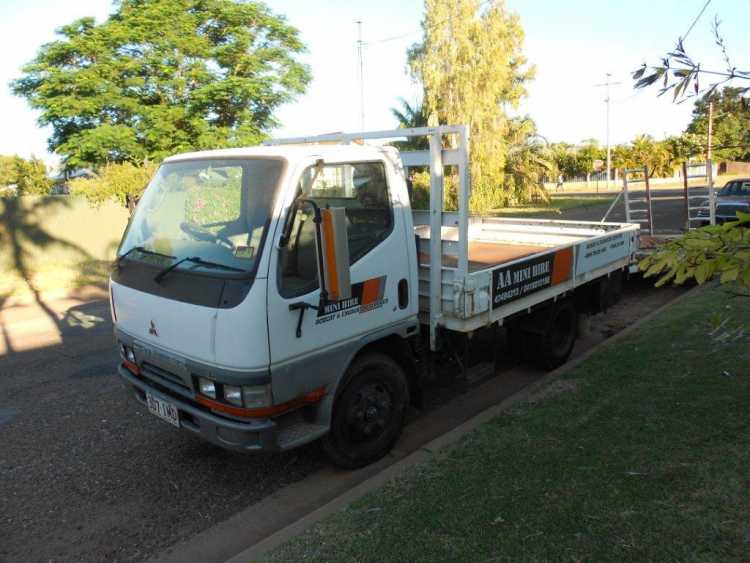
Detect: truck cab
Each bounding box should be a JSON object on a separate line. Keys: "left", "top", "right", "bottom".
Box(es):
{"left": 113, "top": 143, "right": 419, "bottom": 468}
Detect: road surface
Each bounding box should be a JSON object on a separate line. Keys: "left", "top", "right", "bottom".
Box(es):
{"left": 560, "top": 187, "right": 710, "bottom": 232}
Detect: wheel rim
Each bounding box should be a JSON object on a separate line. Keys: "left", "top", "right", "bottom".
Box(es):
{"left": 343, "top": 379, "right": 393, "bottom": 443}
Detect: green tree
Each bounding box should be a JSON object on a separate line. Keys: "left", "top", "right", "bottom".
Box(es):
{"left": 577, "top": 139, "right": 605, "bottom": 180}
{"left": 0, "top": 156, "right": 17, "bottom": 188}
{"left": 611, "top": 143, "right": 635, "bottom": 172}
{"left": 13, "top": 157, "right": 52, "bottom": 195}
{"left": 629, "top": 135, "right": 675, "bottom": 177}
{"left": 408, "top": 0, "right": 534, "bottom": 213}
{"left": 686, "top": 87, "right": 750, "bottom": 161}
{"left": 664, "top": 133, "right": 704, "bottom": 164}
{"left": 11, "top": 0, "right": 311, "bottom": 170}
{"left": 69, "top": 161, "right": 159, "bottom": 211}
{"left": 550, "top": 143, "right": 580, "bottom": 179}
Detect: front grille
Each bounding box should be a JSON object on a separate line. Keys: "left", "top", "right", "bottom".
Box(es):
{"left": 141, "top": 362, "right": 191, "bottom": 394}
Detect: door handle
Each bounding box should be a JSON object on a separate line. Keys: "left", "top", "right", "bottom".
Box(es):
{"left": 288, "top": 301, "right": 320, "bottom": 338}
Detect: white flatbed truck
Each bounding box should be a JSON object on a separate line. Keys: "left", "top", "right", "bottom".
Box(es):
{"left": 112, "top": 125, "right": 639, "bottom": 468}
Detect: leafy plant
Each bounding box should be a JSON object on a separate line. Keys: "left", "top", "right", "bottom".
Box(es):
{"left": 632, "top": 16, "right": 748, "bottom": 102}
{"left": 640, "top": 213, "right": 750, "bottom": 288}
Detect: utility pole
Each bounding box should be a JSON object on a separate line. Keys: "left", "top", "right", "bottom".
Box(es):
{"left": 706, "top": 100, "right": 715, "bottom": 224}
{"left": 595, "top": 73, "right": 621, "bottom": 188}
{"left": 706, "top": 100, "right": 713, "bottom": 163}
{"left": 356, "top": 20, "right": 365, "bottom": 133}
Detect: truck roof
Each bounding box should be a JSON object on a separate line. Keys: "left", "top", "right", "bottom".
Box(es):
{"left": 163, "top": 143, "right": 399, "bottom": 164}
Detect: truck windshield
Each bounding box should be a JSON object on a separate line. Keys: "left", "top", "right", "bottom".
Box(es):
{"left": 119, "top": 158, "right": 283, "bottom": 276}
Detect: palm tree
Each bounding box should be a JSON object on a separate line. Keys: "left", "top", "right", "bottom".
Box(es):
{"left": 390, "top": 98, "right": 429, "bottom": 150}
{"left": 503, "top": 117, "right": 554, "bottom": 204}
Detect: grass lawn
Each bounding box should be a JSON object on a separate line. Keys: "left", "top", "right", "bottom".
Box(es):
{"left": 493, "top": 194, "right": 615, "bottom": 218}
{"left": 268, "top": 284, "right": 750, "bottom": 561}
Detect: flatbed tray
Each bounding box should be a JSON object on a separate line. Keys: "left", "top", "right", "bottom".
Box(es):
{"left": 419, "top": 242, "right": 547, "bottom": 272}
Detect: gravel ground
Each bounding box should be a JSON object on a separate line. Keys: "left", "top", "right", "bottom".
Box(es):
{"left": 0, "top": 277, "right": 686, "bottom": 563}
{"left": 0, "top": 300, "right": 325, "bottom": 563}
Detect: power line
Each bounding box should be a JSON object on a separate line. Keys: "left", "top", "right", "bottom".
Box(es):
{"left": 365, "top": 0, "right": 494, "bottom": 46}
{"left": 367, "top": 31, "right": 418, "bottom": 45}
{"left": 681, "top": 0, "right": 712, "bottom": 42}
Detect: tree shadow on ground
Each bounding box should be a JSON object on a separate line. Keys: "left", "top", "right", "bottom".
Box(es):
{"left": 0, "top": 196, "right": 96, "bottom": 343}
{"left": 0, "top": 291, "right": 12, "bottom": 355}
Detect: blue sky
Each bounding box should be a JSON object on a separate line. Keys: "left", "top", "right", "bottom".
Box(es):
{"left": 1, "top": 0, "right": 748, "bottom": 166}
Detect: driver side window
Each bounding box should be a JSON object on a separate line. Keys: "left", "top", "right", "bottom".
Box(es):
{"left": 279, "top": 161, "right": 393, "bottom": 297}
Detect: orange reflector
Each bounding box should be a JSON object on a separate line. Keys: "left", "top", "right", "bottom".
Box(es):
{"left": 195, "top": 387, "right": 327, "bottom": 419}
{"left": 123, "top": 360, "right": 140, "bottom": 376}
{"left": 321, "top": 209, "right": 340, "bottom": 301}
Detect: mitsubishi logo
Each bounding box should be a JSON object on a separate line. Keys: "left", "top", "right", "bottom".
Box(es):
{"left": 149, "top": 320, "right": 159, "bottom": 337}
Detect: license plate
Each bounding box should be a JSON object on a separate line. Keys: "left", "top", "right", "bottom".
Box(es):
{"left": 146, "top": 392, "right": 180, "bottom": 428}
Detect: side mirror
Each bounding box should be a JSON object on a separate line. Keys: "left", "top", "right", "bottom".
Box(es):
{"left": 315, "top": 206, "right": 351, "bottom": 302}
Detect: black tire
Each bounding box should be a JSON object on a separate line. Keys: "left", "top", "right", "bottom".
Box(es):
{"left": 536, "top": 300, "right": 578, "bottom": 370}
{"left": 606, "top": 271, "right": 623, "bottom": 308}
{"left": 323, "top": 353, "right": 409, "bottom": 469}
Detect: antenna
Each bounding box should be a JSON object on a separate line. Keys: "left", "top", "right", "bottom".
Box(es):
{"left": 356, "top": 20, "right": 365, "bottom": 133}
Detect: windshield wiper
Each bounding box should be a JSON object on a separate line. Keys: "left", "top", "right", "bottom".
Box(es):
{"left": 154, "top": 256, "right": 245, "bottom": 283}
{"left": 117, "top": 246, "right": 175, "bottom": 267}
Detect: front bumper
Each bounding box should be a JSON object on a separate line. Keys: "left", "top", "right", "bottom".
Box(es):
{"left": 119, "top": 365, "right": 280, "bottom": 452}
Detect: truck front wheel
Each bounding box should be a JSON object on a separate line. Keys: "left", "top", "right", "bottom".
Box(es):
{"left": 323, "top": 353, "right": 409, "bottom": 469}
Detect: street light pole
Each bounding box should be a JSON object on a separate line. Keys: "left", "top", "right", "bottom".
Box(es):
{"left": 606, "top": 77, "right": 611, "bottom": 188}
{"left": 595, "top": 73, "right": 621, "bottom": 189}
{"left": 356, "top": 20, "right": 365, "bottom": 133}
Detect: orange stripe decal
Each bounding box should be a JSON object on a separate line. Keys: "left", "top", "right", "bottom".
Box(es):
{"left": 321, "top": 209, "right": 339, "bottom": 301}
{"left": 361, "top": 278, "right": 380, "bottom": 305}
{"left": 195, "top": 387, "right": 327, "bottom": 419}
{"left": 551, "top": 247, "right": 573, "bottom": 284}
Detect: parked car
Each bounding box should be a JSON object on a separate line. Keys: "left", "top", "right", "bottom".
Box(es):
{"left": 697, "top": 178, "right": 750, "bottom": 225}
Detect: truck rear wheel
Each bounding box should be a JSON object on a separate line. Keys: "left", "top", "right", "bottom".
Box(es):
{"left": 323, "top": 352, "right": 409, "bottom": 469}
{"left": 537, "top": 300, "right": 577, "bottom": 370}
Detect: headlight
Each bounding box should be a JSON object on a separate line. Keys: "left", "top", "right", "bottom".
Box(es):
{"left": 224, "top": 384, "right": 243, "bottom": 406}
{"left": 120, "top": 344, "right": 136, "bottom": 364}
{"left": 198, "top": 377, "right": 216, "bottom": 399}
{"left": 242, "top": 385, "right": 272, "bottom": 409}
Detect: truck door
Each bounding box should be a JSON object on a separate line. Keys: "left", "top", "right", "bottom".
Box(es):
{"left": 267, "top": 159, "right": 416, "bottom": 404}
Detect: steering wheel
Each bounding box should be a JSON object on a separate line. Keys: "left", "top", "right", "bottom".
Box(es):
{"left": 180, "top": 222, "right": 233, "bottom": 249}
{"left": 359, "top": 192, "right": 382, "bottom": 208}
